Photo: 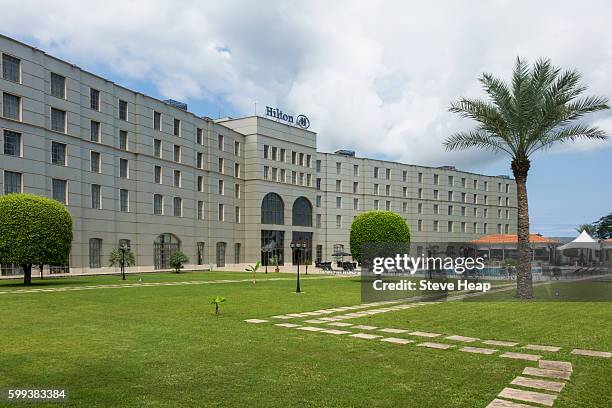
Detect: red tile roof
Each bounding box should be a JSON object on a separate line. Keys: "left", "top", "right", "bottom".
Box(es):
{"left": 470, "top": 234, "right": 558, "bottom": 244}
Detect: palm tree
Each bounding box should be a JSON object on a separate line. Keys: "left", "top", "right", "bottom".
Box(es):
{"left": 445, "top": 57, "right": 609, "bottom": 299}
{"left": 109, "top": 244, "right": 136, "bottom": 280}
{"left": 575, "top": 223, "right": 597, "bottom": 237}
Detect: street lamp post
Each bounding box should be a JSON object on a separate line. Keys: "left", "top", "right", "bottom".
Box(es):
{"left": 291, "top": 241, "right": 308, "bottom": 293}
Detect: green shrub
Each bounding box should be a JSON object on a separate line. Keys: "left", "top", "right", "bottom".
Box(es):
{"left": 0, "top": 193, "right": 73, "bottom": 284}
{"left": 349, "top": 211, "right": 411, "bottom": 262}
{"left": 169, "top": 251, "right": 189, "bottom": 273}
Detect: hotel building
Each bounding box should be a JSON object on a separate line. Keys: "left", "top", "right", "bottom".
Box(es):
{"left": 0, "top": 34, "right": 517, "bottom": 275}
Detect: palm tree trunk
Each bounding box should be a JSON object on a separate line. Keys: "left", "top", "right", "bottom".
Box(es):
{"left": 512, "top": 157, "right": 533, "bottom": 299}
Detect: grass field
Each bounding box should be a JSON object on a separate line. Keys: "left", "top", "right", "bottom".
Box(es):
{"left": 0, "top": 271, "right": 610, "bottom": 407}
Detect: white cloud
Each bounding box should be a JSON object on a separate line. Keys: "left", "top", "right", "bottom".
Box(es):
{"left": 3, "top": 0, "right": 612, "bottom": 169}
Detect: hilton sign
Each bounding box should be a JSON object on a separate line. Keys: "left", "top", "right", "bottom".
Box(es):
{"left": 265, "top": 106, "right": 310, "bottom": 129}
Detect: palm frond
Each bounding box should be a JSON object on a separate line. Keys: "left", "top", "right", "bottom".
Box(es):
{"left": 444, "top": 129, "right": 514, "bottom": 155}
{"left": 527, "top": 123, "right": 608, "bottom": 155}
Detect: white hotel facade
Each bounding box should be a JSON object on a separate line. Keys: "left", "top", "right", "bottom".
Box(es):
{"left": 0, "top": 35, "right": 517, "bottom": 275}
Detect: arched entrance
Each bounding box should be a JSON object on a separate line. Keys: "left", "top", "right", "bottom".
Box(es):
{"left": 154, "top": 233, "right": 180, "bottom": 269}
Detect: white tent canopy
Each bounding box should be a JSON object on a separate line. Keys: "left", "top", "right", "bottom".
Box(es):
{"left": 557, "top": 230, "right": 600, "bottom": 251}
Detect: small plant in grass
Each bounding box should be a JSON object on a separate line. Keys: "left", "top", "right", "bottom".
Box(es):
{"left": 211, "top": 295, "right": 226, "bottom": 315}
{"left": 169, "top": 251, "right": 189, "bottom": 273}
{"left": 246, "top": 261, "right": 261, "bottom": 284}
{"left": 271, "top": 255, "right": 280, "bottom": 272}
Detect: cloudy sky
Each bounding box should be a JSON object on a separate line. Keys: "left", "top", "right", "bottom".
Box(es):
{"left": 3, "top": 0, "right": 611, "bottom": 236}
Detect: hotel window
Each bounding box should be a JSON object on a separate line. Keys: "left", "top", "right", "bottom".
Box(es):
{"left": 434, "top": 174, "right": 439, "bottom": 185}
{"left": 51, "top": 142, "right": 66, "bottom": 166}
{"left": 461, "top": 178, "right": 466, "bottom": 188}
{"left": 235, "top": 184, "right": 240, "bottom": 198}
{"left": 293, "top": 171, "right": 298, "bottom": 185}
{"left": 50, "top": 73, "right": 66, "bottom": 99}
{"left": 473, "top": 179, "right": 478, "bottom": 189}
{"left": 316, "top": 196, "right": 321, "bottom": 207}
{"left": 484, "top": 208, "right": 488, "bottom": 218}
{"left": 386, "top": 168, "right": 391, "bottom": 179}
{"left": 90, "top": 121, "right": 100, "bottom": 142}
{"left": 353, "top": 182, "right": 359, "bottom": 194}
{"left": 461, "top": 206, "right": 466, "bottom": 217}
{"left": 89, "top": 238, "right": 102, "bottom": 268}
{"left": 174, "top": 197, "right": 183, "bottom": 217}
{"left": 173, "top": 119, "right": 181, "bottom": 136}
{"left": 374, "top": 184, "right": 379, "bottom": 195}
{"left": 299, "top": 172, "right": 304, "bottom": 185}
{"left": 235, "top": 206, "right": 241, "bottom": 224}
{"left": 154, "top": 139, "right": 162, "bottom": 158}
{"left": 354, "top": 164, "right": 359, "bottom": 177}
{"left": 119, "top": 100, "right": 128, "bottom": 121}
{"left": 484, "top": 181, "right": 489, "bottom": 191}
{"left": 498, "top": 183, "right": 502, "bottom": 192}
{"left": 218, "top": 158, "right": 224, "bottom": 174}
{"left": 52, "top": 178, "right": 67, "bottom": 204}
{"left": 448, "top": 175, "right": 454, "bottom": 186}
{"left": 374, "top": 199, "right": 379, "bottom": 210}
{"left": 484, "top": 195, "right": 489, "bottom": 205}
{"left": 218, "top": 179, "right": 224, "bottom": 195}
{"left": 307, "top": 174, "right": 312, "bottom": 187}
{"left": 263, "top": 166, "right": 269, "bottom": 179}
{"left": 280, "top": 148, "right": 286, "bottom": 162}
{"left": 291, "top": 151, "right": 297, "bottom": 164}
{"left": 316, "top": 177, "right": 320, "bottom": 190}
{"left": 448, "top": 221, "right": 454, "bottom": 233}
{"left": 474, "top": 208, "right": 478, "bottom": 217}
{"left": 484, "top": 223, "right": 488, "bottom": 233}
{"left": 474, "top": 194, "right": 478, "bottom": 204}
{"left": 336, "top": 197, "right": 341, "bottom": 209}
{"left": 218, "top": 203, "right": 224, "bottom": 221}
{"left": 316, "top": 214, "right": 322, "bottom": 228}
{"left": 196, "top": 128, "right": 203, "bottom": 144}
{"left": 385, "top": 185, "right": 390, "bottom": 196}
{"left": 218, "top": 134, "right": 224, "bottom": 151}
{"left": 235, "top": 141, "right": 241, "bottom": 156}
{"left": 506, "top": 210, "right": 510, "bottom": 219}
{"left": 3, "top": 130, "right": 21, "bottom": 156}
{"left": 234, "top": 163, "right": 240, "bottom": 178}
{"left": 299, "top": 153, "right": 304, "bottom": 166}
{"left": 306, "top": 155, "right": 312, "bottom": 167}
{"left": 119, "top": 159, "right": 129, "bottom": 178}
{"left": 354, "top": 198, "right": 359, "bottom": 210}
{"left": 154, "top": 165, "right": 162, "bottom": 184}
{"left": 498, "top": 209, "right": 502, "bottom": 218}
{"left": 4, "top": 171, "right": 22, "bottom": 194}
{"left": 418, "top": 219, "right": 423, "bottom": 232}
{"left": 119, "top": 130, "right": 128, "bottom": 151}
{"left": 197, "top": 176, "right": 204, "bottom": 192}
{"left": 197, "top": 152, "right": 203, "bottom": 169}
{"left": 2, "top": 54, "right": 21, "bottom": 82}
{"left": 90, "top": 151, "right": 101, "bottom": 173}
{"left": 462, "top": 222, "right": 467, "bottom": 233}
{"left": 153, "top": 194, "right": 163, "bottom": 215}
{"left": 51, "top": 108, "right": 66, "bottom": 132}
{"left": 400, "top": 202, "right": 406, "bottom": 213}
{"left": 473, "top": 222, "right": 478, "bottom": 233}
{"left": 272, "top": 146, "right": 277, "bottom": 160}
{"left": 263, "top": 145, "right": 269, "bottom": 159}
{"left": 448, "top": 191, "right": 453, "bottom": 201}
{"left": 197, "top": 201, "right": 204, "bottom": 220}
{"left": 418, "top": 203, "right": 423, "bottom": 214}
{"left": 336, "top": 162, "right": 341, "bottom": 174}
{"left": 403, "top": 170, "right": 407, "bottom": 182}
{"left": 433, "top": 220, "right": 439, "bottom": 232}
{"left": 448, "top": 205, "right": 453, "bottom": 216}
{"left": 272, "top": 167, "right": 278, "bottom": 181}
{"left": 374, "top": 167, "right": 379, "bottom": 178}
{"left": 336, "top": 215, "right": 341, "bottom": 228}
{"left": 505, "top": 197, "right": 510, "bottom": 206}
{"left": 3, "top": 93, "right": 21, "bottom": 121}
{"left": 120, "top": 189, "right": 129, "bottom": 212}
{"left": 418, "top": 172, "right": 423, "bottom": 183}
{"left": 498, "top": 197, "right": 502, "bottom": 206}
{"left": 433, "top": 190, "right": 439, "bottom": 200}
{"left": 418, "top": 188, "right": 423, "bottom": 199}
{"left": 505, "top": 224, "right": 510, "bottom": 233}
{"left": 173, "top": 170, "right": 181, "bottom": 187}
{"left": 433, "top": 204, "right": 439, "bottom": 214}
{"left": 385, "top": 201, "right": 391, "bottom": 211}
{"left": 497, "top": 224, "right": 502, "bottom": 234}
{"left": 154, "top": 111, "right": 162, "bottom": 130}
{"left": 91, "top": 184, "right": 101, "bottom": 209}
{"left": 280, "top": 169, "right": 286, "bottom": 182}
{"left": 173, "top": 144, "right": 181, "bottom": 163}
{"left": 336, "top": 180, "right": 341, "bottom": 192}
{"left": 90, "top": 88, "right": 100, "bottom": 111}
{"left": 461, "top": 192, "right": 466, "bottom": 203}
{"left": 506, "top": 184, "right": 510, "bottom": 193}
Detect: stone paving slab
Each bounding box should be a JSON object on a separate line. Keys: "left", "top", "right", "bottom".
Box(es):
{"left": 409, "top": 331, "right": 442, "bottom": 338}
{"left": 275, "top": 323, "right": 301, "bottom": 328}
{"left": 571, "top": 348, "right": 612, "bottom": 358}
{"left": 522, "top": 367, "right": 571, "bottom": 380}
{"left": 327, "top": 322, "right": 353, "bottom": 327}
{"left": 304, "top": 319, "right": 327, "bottom": 324}
{"left": 417, "top": 342, "right": 455, "bottom": 350}
{"left": 350, "top": 333, "right": 383, "bottom": 340}
{"left": 317, "top": 317, "right": 339, "bottom": 321}
{"left": 446, "top": 335, "right": 479, "bottom": 343}
{"left": 498, "top": 387, "right": 557, "bottom": 407}
{"left": 483, "top": 340, "right": 520, "bottom": 347}
{"left": 320, "top": 329, "right": 352, "bottom": 335}
{"left": 486, "top": 398, "right": 539, "bottom": 408}
{"left": 538, "top": 360, "right": 572, "bottom": 372}
{"left": 378, "top": 328, "right": 408, "bottom": 334}
{"left": 297, "top": 326, "right": 325, "bottom": 332}
{"left": 460, "top": 346, "right": 497, "bottom": 355}
{"left": 271, "top": 315, "right": 293, "bottom": 319}
{"left": 286, "top": 313, "right": 307, "bottom": 317}
{"left": 500, "top": 352, "right": 541, "bottom": 362}
{"left": 522, "top": 344, "right": 561, "bottom": 352}
{"left": 352, "top": 325, "right": 378, "bottom": 330}
{"left": 510, "top": 376, "right": 565, "bottom": 392}
{"left": 244, "top": 319, "right": 269, "bottom": 323}
{"left": 380, "top": 337, "right": 414, "bottom": 344}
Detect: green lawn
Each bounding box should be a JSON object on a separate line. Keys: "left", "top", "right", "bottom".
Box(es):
{"left": 0, "top": 272, "right": 610, "bottom": 407}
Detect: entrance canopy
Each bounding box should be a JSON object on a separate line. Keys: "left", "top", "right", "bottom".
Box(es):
{"left": 556, "top": 231, "right": 600, "bottom": 251}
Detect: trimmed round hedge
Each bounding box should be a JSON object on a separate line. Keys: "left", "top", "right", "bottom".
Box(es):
{"left": 349, "top": 211, "right": 411, "bottom": 262}
{"left": 0, "top": 193, "right": 73, "bottom": 282}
